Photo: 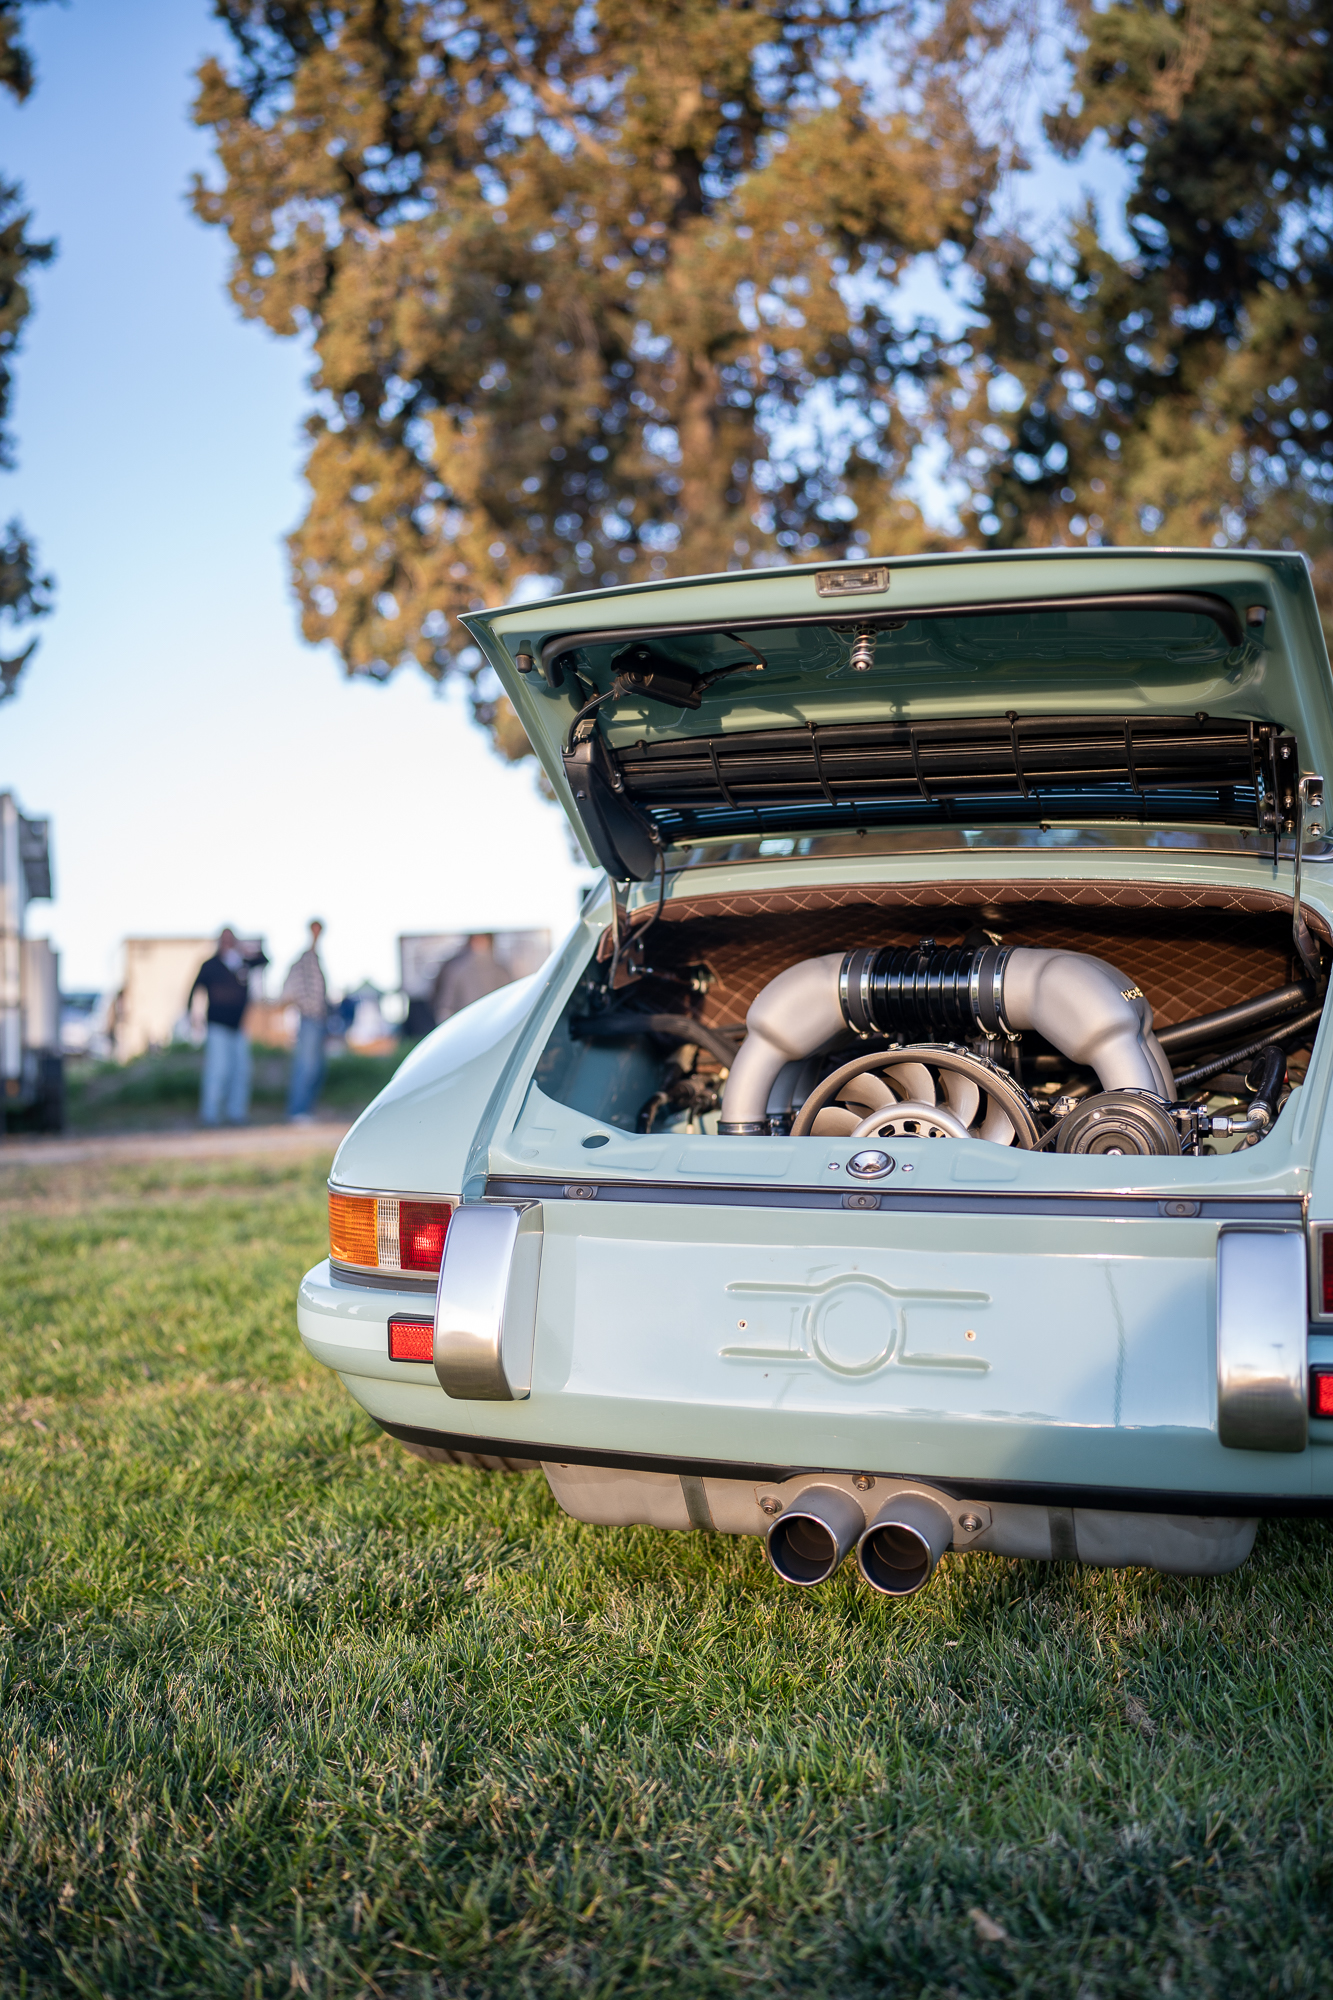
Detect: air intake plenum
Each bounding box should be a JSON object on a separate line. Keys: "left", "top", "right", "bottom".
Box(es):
{"left": 719, "top": 943, "right": 1176, "bottom": 1132}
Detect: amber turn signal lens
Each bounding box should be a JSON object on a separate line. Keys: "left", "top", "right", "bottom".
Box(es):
{"left": 1312, "top": 1368, "right": 1333, "bottom": 1419}
{"left": 400, "top": 1200, "right": 451, "bottom": 1272}
{"left": 328, "top": 1191, "right": 454, "bottom": 1272}
{"left": 329, "top": 1192, "right": 377, "bottom": 1267}
{"left": 388, "top": 1316, "right": 435, "bottom": 1363}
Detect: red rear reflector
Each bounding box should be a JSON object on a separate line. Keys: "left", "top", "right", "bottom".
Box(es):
{"left": 1312, "top": 1370, "right": 1333, "bottom": 1419}
{"left": 388, "top": 1316, "right": 435, "bottom": 1363}
{"left": 400, "top": 1200, "right": 451, "bottom": 1273}
{"left": 1322, "top": 1234, "right": 1333, "bottom": 1315}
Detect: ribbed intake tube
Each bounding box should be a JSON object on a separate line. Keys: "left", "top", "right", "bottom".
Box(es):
{"left": 719, "top": 942, "right": 1174, "bottom": 1133}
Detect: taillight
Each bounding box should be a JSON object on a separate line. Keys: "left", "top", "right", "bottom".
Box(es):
{"left": 388, "top": 1316, "right": 434, "bottom": 1363}
{"left": 1312, "top": 1368, "right": 1333, "bottom": 1419}
{"left": 328, "top": 1192, "right": 378, "bottom": 1267}
{"left": 400, "top": 1201, "right": 450, "bottom": 1272}
{"left": 1322, "top": 1233, "right": 1333, "bottom": 1316}
{"left": 327, "top": 1192, "right": 453, "bottom": 1275}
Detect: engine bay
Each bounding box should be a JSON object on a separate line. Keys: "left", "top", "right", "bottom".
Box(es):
{"left": 534, "top": 883, "right": 1328, "bottom": 1160}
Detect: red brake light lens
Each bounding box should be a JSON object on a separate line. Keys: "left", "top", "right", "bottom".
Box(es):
{"left": 388, "top": 1316, "right": 435, "bottom": 1363}
{"left": 400, "top": 1201, "right": 451, "bottom": 1272}
{"left": 1322, "top": 1233, "right": 1333, "bottom": 1315}
{"left": 328, "top": 1192, "right": 453, "bottom": 1273}
{"left": 1312, "top": 1369, "right": 1333, "bottom": 1419}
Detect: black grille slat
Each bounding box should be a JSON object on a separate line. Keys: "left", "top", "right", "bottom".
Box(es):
{"left": 611, "top": 713, "right": 1273, "bottom": 828}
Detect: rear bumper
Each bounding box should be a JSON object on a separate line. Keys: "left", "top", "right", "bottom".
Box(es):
{"left": 298, "top": 1245, "right": 1333, "bottom": 1516}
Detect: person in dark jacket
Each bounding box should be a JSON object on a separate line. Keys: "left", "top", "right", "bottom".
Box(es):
{"left": 190, "top": 928, "right": 268, "bottom": 1125}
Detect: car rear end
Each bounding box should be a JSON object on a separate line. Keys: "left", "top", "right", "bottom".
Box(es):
{"left": 298, "top": 547, "right": 1333, "bottom": 1591}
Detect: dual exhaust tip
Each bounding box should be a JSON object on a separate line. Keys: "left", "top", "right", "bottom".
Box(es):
{"left": 766, "top": 1485, "right": 954, "bottom": 1597}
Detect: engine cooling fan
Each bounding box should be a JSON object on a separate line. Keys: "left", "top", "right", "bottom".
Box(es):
{"left": 790, "top": 1045, "right": 1041, "bottom": 1149}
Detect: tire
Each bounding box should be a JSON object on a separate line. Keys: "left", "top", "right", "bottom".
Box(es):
{"left": 4, "top": 1053, "right": 65, "bottom": 1134}
{"left": 36, "top": 1054, "right": 65, "bottom": 1133}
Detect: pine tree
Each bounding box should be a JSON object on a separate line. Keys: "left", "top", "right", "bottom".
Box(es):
{"left": 0, "top": 0, "right": 54, "bottom": 702}
{"left": 194, "top": 1, "right": 997, "bottom": 747}
{"left": 957, "top": 0, "right": 1333, "bottom": 595}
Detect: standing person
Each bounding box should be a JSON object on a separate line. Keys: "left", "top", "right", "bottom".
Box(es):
{"left": 431, "top": 933, "right": 512, "bottom": 1024}
{"left": 190, "top": 928, "right": 268, "bottom": 1126}
{"left": 282, "top": 920, "right": 328, "bottom": 1123}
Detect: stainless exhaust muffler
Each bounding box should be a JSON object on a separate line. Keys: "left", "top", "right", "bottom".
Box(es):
{"left": 857, "top": 1493, "right": 954, "bottom": 1597}
{"left": 765, "top": 1485, "right": 864, "bottom": 1588}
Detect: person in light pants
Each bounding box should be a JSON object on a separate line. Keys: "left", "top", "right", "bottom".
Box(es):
{"left": 200, "top": 1019, "right": 251, "bottom": 1125}
{"left": 190, "top": 928, "right": 268, "bottom": 1126}
{"left": 282, "top": 919, "right": 329, "bottom": 1122}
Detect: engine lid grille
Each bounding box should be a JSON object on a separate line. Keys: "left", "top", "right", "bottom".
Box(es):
{"left": 614, "top": 713, "right": 1294, "bottom": 843}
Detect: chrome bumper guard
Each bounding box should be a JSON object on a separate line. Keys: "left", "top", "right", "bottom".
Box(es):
{"left": 433, "top": 1202, "right": 543, "bottom": 1402}
{"left": 1216, "top": 1227, "right": 1308, "bottom": 1452}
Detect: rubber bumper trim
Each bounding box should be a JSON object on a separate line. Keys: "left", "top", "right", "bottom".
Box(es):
{"left": 374, "top": 1421, "right": 1333, "bottom": 1518}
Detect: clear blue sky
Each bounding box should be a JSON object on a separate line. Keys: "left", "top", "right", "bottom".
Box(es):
{"left": 0, "top": 1, "right": 1130, "bottom": 997}
{"left": 1, "top": 0, "right": 591, "bottom": 995}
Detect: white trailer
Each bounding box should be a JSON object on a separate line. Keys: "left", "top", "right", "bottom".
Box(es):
{"left": 0, "top": 791, "right": 62, "bottom": 1130}
{"left": 398, "top": 928, "right": 550, "bottom": 1037}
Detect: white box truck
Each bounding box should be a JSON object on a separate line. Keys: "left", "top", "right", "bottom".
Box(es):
{"left": 0, "top": 791, "right": 62, "bottom": 1131}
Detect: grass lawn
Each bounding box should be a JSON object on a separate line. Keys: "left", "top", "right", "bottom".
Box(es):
{"left": 60, "top": 1046, "right": 406, "bottom": 1134}
{"left": 2, "top": 1152, "right": 1332, "bottom": 1998}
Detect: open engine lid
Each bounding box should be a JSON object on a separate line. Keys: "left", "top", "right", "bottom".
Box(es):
{"left": 459, "top": 548, "right": 1333, "bottom": 880}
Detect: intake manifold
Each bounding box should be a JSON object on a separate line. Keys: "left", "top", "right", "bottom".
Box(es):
{"left": 719, "top": 942, "right": 1174, "bottom": 1134}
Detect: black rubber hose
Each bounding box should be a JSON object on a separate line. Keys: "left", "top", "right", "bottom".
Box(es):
{"left": 570, "top": 1012, "right": 742, "bottom": 1070}
{"left": 1244, "top": 1043, "right": 1287, "bottom": 1129}
{"left": 1173, "top": 1004, "right": 1325, "bottom": 1091}
{"left": 1156, "top": 980, "right": 1317, "bottom": 1055}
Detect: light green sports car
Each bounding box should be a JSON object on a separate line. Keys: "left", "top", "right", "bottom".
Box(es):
{"left": 298, "top": 548, "right": 1333, "bottom": 1595}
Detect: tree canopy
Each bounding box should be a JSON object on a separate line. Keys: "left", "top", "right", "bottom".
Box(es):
{"left": 0, "top": 0, "right": 54, "bottom": 703}
{"left": 194, "top": 0, "right": 1333, "bottom": 752}
{"left": 194, "top": 1, "right": 1001, "bottom": 747}
{"left": 956, "top": 0, "right": 1333, "bottom": 588}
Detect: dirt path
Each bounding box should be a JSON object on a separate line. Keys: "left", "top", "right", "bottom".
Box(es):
{"left": 0, "top": 1120, "right": 353, "bottom": 1171}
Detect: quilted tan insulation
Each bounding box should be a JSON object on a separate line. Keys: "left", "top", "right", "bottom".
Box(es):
{"left": 601, "top": 878, "right": 1324, "bottom": 1030}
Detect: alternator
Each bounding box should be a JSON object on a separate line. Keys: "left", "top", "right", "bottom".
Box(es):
{"left": 1052, "top": 1091, "right": 1180, "bottom": 1156}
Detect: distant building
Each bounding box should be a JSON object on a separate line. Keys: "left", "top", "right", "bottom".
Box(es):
{"left": 243, "top": 998, "right": 298, "bottom": 1049}
{"left": 61, "top": 990, "right": 113, "bottom": 1060}
{"left": 345, "top": 983, "right": 396, "bottom": 1054}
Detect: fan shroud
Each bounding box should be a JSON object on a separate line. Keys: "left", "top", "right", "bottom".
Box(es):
{"left": 790, "top": 1044, "right": 1041, "bottom": 1149}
